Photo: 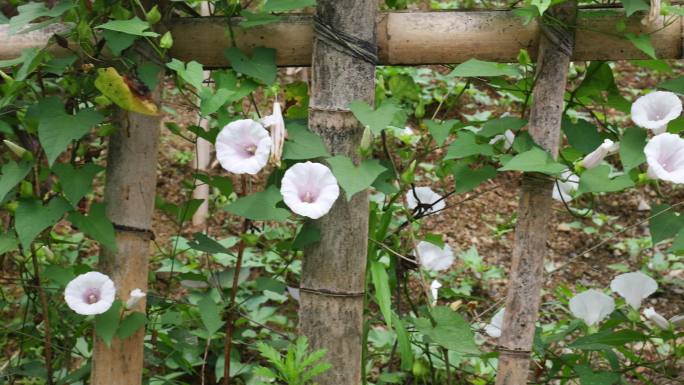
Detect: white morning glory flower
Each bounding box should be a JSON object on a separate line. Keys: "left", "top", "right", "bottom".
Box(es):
{"left": 643, "top": 307, "right": 670, "bottom": 330}
{"left": 280, "top": 161, "right": 340, "bottom": 219}
{"left": 215, "top": 119, "right": 272, "bottom": 175}
{"left": 261, "top": 102, "right": 286, "bottom": 167}
{"left": 644, "top": 133, "right": 684, "bottom": 184}
{"left": 125, "top": 288, "right": 146, "bottom": 309}
{"left": 488, "top": 129, "right": 515, "bottom": 151}
{"left": 610, "top": 271, "right": 658, "bottom": 309}
{"left": 581, "top": 139, "right": 619, "bottom": 169}
{"left": 430, "top": 280, "right": 442, "bottom": 306}
{"left": 64, "top": 272, "right": 116, "bottom": 315}
{"left": 485, "top": 308, "right": 505, "bottom": 338}
{"left": 552, "top": 171, "right": 579, "bottom": 202}
{"left": 569, "top": 289, "right": 615, "bottom": 326}
{"left": 415, "top": 241, "right": 454, "bottom": 272}
{"left": 631, "top": 91, "right": 682, "bottom": 134}
{"left": 405, "top": 187, "right": 446, "bottom": 215}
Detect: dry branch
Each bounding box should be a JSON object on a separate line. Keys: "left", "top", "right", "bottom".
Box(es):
{"left": 494, "top": 2, "right": 577, "bottom": 385}
{"left": 1, "top": 9, "right": 680, "bottom": 66}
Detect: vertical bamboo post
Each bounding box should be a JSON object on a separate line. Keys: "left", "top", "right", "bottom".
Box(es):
{"left": 298, "top": 1, "right": 376, "bottom": 384}
{"left": 90, "top": 5, "right": 164, "bottom": 381}
{"left": 495, "top": 3, "right": 577, "bottom": 385}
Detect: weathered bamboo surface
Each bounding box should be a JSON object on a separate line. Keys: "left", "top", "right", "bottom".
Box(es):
{"left": 1, "top": 9, "right": 681, "bottom": 66}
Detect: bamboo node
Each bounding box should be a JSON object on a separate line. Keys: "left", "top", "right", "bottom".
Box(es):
{"left": 496, "top": 345, "right": 532, "bottom": 358}
{"left": 299, "top": 286, "right": 365, "bottom": 298}
{"left": 112, "top": 223, "right": 156, "bottom": 240}
{"left": 313, "top": 15, "right": 378, "bottom": 64}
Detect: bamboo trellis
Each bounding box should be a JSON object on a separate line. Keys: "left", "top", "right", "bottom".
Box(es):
{"left": 2, "top": 9, "right": 683, "bottom": 65}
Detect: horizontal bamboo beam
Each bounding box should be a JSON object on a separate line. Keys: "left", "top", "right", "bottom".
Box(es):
{"left": 1, "top": 9, "right": 681, "bottom": 67}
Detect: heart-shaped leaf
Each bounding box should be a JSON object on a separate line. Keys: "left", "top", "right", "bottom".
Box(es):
{"left": 224, "top": 47, "right": 277, "bottom": 85}
{"left": 15, "top": 197, "right": 71, "bottom": 250}
{"left": 349, "top": 100, "right": 401, "bottom": 136}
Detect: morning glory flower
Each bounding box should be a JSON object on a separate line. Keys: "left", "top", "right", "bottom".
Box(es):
{"left": 643, "top": 307, "right": 670, "bottom": 330}
{"left": 631, "top": 91, "right": 682, "bottom": 134}
{"left": 581, "top": 139, "right": 619, "bottom": 169}
{"left": 280, "top": 161, "right": 340, "bottom": 219}
{"left": 552, "top": 171, "right": 579, "bottom": 202}
{"left": 215, "top": 119, "right": 272, "bottom": 175}
{"left": 485, "top": 308, "right": 505, "bottom": 338}
{"left": 125, "top": 288, "right": 146, "bottom": 309}
{"left": 405, "top": 187, "right": 446, "bottom": 215}
{"left": 64, "top": 272, "right": 116, "bottom": 315}
{"left": 415, "top": 241, "right": 454, "bottom": 272}
{"left": 644, "top": 133, "right": 684, "bottom": 184}
{"left": 430, "top": 280, "right": 442, "bottom": 306}
{"left": 489, "top": 129, "right": 515, "bottom": 151}
{"left": 569, "top": 289, "right": 615, "bottom": 326}
{"left": 670, "top": 314, "right": 684, "bottom": 328}
{"left": 261, "top": 102, "right": 286, "bottom": 167}
{"left": 610, "top": 271, "right": 658, "bottom": 309}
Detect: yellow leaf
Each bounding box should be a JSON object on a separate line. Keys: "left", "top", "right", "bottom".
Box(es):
{"left": 94, "top": 67, "right": 158, "bottom": 116}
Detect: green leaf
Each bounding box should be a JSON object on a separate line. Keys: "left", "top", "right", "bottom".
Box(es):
{"left": 96, "top": 17, "right": 158, "bottom": 37}
{"left": 155, "top": 197, "right": 205, "bottom": 225}
{"left": 414, "top": 306, "right": 479, "bottom": 354}
{"left": 188, "top": 233, "right": 231, "bottom": 254}
{"left": 95, "top": 300, "right": 122, "bottom": 347}
{"left": 239, "top": 11, "right": 281, "bottom": 28}
{"left": 445, "top": 132, "right": 494, "bottom": 159}
{"left": 619, "top": 127, "right": 647, "bottom": 171}
{"left": 282, "top": 122, "right": 330, "bottom": 160}
{"left": 370, "top": 260, "right": 392, "bottom": 328}
{"left": 8, "top": 2, "right": 74, "bottom": 34}
{"left": 392, "top": 313, "right": 414, "bottom": 371}
{"left": 569, "top": 329, "right": 647, "bottom": 350}
{"left": 659, "top": 76, "right": 684, "bottom": 94}
{"left": 451, "top": 164, "right": 497, "bottom": 193}
{"left": 577, "top": 368, "right": 620, "bottom": 385}
{"left": 292, "top": 223, "right": 321, "bottom": 249}
{"left": 498, "top": 147, "right": 566, "bottom": 175}
{"left": 67, "top": 203, "right": 117, "bottom": 252}
{"left": 625, "top": 33, "right": 657, "bottom": 59}
{"left": 450, "top": 59, "right": 519, "bottom": 77}
{"left": 52, "top": 163, "right": 104, "bottom": 206}
{"left": 195, "top": 174, "right": 233, "bottom": 197}
{"left": 349, "top": 100, "right": 401, "bottom": 136}
{"left": 224, "top": 47, "right": 277, "bottom": 85}
{"left": 478, "top": 117, "right": 527, "bottom": 138}
{"left": 326, "top": 156, "right": 386, "bottom": 200}
{"left": 649, "top": 204, "right": 684, "bottom": 244}
{"left": 263, "top": 0, "right": 316, "bottom": 12}
{"left": 562, "top": 118, "right": 603, "bottom": 155}
{"left": 531, "top": 0, "right": 552, "bottom": 15}
{"left": 226, "top": 185, "right": 290, "bottom": 221}
{"left": 101, "top": 30, "right": 137, "bottom": 56}
{"left": 36, "top": 98, "right": 105, "bottom": 166}
{"left": 0, "top": 160, "right": 32, "bottom": 202}
{"left": 42, "top": 265, "right": 74, "bottom": 286}
{"left": 15, "top": 197, "right": 71, "bottom": 250}
{"left": 117, "top": 312, "right": 147, "bottom": 340}
{"left": 622, "top": 0, "right": 650, "bottom": 17}
{"left": 166, "top": 59, "right": 204, "bottom": 90}
{"left": 425, "top": 119, "right": 460, "bottom": 146}
{"left": 577, "top": 166, "right": 634, "bottom": 194}
{"left": 669, "top": 227, "right": 684, "bottom": 253}
{"left": 0, "top": 232, "right": 18, "bottom": 255}
{"left": 197, "top": 295, "right": 224, "bottom": 336}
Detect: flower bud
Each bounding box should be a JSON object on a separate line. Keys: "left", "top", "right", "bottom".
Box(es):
{"left": 126, "top": 288, "right": 146, "bottom": 309}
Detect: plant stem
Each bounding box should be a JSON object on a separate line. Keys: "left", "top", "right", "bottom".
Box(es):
{"left": 31, "top": 249, "right": 53, "bottom": 385}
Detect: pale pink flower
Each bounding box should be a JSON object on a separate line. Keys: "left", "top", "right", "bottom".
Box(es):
{"left": 643, "top": 307, "right": 670, "bottom": 330}
{"left": 64, "top": 272, "right": 116, "bottom": 315}
{"left": 610, "top": 271, "right": 658, "bottom": 309}
{"left": 430, "top": 280, "right": 442, "bottom": 306}
{"left": 415, "top": 241, "right": 454, "bottom": 272}
{"left": 215, "top": 119, "right": 272, "bottom": 174}
{"left": 405, "top": 187, "right": 445, "bottom": 215}
{"left": 489, "top": 130, "right": 515, "bottom": 151}
{"left": 631, "top": 91, "right": 682, "bottom": 134}
{"left": 569, "top": 289, "right": 615, "bottom": 326}
{"left": 125, "top": 288, "right": 146, "bottom": 309}
{"left": 581, "top": 139, "right": 619, "bottom": 169}
{"left": 644, "top": 133, "right": 684, "bottom": 183}
{"left": 261, "top": 102, "right": 286, "bottom": 167}
{"left": 280, "top": 162, "right": 339, "bottom": 219}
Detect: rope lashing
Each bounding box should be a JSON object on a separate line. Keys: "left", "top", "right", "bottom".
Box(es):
{"left": 496, "top": 346, "right": 532, "bottom": 358}
{"left": 313, "top": 15, "right": 378, "bottom": 65}
{"left": 299, "top": 286, "right": 366, "bottom": 298}
{"left": 540, "top": 21, "right": 574, "bottom": 57}
{"left": 112, "top": 222, "right": 156, "bottom": 240}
